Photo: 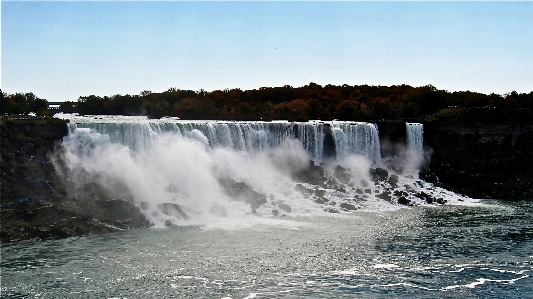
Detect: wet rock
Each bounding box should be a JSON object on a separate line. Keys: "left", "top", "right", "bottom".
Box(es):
{"left": 220, "top": 179, "right": 268, "bottom": 209}
{"left": 340, "top": 203, "right": 357, "bottom": 211}
{"left": 91, "top": 198, "right": 151, "bottom": 228}
{"left": 356, "top": 189, "right": 364, "bottom": 195}
{"left": 314, "top": 189, "right": 326, "bottom": 197}
{"left": 314, "top": 198, "right": 327, "bottom": 204}
{"left": 277, "top": 203, "right": 292, "bottom": 213}
{"left": 370, "top": 168, "right": 389, "bottom": 182}
{"left": 295, "top": 163, "right": 325, "bottom": 185}
{"left": 334, "top": 165, "right": 351, "bottom": 184}
{"left": 326, "top": 177, "right": 338, "bottom": 187}
{"left": 436, "top": 198, "right": 447, "bottom": 205}
{"left": 415, "top": 192, "right": 433, "bottom": 204}
{"left": 393, "top": 190, "right": 408, "bottom": 197}
{"left": 353, "top": 195, "right": 367, "bottom": 202}
{"left": 364, "top": 189, "right": 372, "bottom": 194}
{"left": 421, "top": 172, "right": 439, "bottom": 184}
{"left": 157, "top": 203, "right": 189, "bottom": 220}
{"left": 272, "top": 210, "right": 279, "bottom": 216}
{"left": 295, "top": 183, "right": 313, "bottom": 195}
{"left": 388, "top": 174, "right": 399, "bottom": 187}
{"left": 0, "top": 197, "right": 148, "bottom": 242}
{"left": 376, "top": 192, "right": 392, "bottom": 202}
{"left": 325, "top": 208, "right": 339, "bottom": 213}
{"left": 397, "top": 196, "right": 411, "bottom": 206}
{"left": 336, "top": 187, "right": 346, "bottom": 193}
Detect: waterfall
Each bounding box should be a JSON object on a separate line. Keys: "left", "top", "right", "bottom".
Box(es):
{"left": 53, "top": 115, "right": 472, "bottom": 227}
{"left": 67, "top": 118, "right": 382, "bottom": 163}
{"left": 330, "top": 122, "right": 381, "bottom": 163}
{"left": 406, "top": 123, "right": 424, "bottom": 154}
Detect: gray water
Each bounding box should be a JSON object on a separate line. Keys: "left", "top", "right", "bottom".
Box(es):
{"left": 2, "top": 198, "right": 532, "bottom": 299}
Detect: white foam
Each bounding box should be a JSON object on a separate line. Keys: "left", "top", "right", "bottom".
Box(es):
{"left": 442, "top": 275, "right": 529, "bottom": 291}
{"left": 373, "top": 264, "right": 401, "bottom": 270}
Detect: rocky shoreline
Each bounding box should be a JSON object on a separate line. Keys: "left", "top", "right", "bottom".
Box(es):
{"left": 1, "top": 118, "right": 532, "bottom": 243}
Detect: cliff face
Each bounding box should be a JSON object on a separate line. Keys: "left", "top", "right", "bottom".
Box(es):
{"left": 0, "top": 118, "right": 68, "bottom": 206}
{"left": 422, "top": 123, "right": 533, "bottom": 198}
{"left": 0, "top": 118, "right": 149, "bottom": 243}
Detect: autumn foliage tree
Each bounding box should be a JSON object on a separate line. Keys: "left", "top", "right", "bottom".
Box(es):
{"left": 62, "top": 84, "right": 533, "bottom": 123}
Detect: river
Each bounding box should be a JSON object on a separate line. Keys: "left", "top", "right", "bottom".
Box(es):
{"left": 2, "top": 198, "right": 532, "bottom": 298}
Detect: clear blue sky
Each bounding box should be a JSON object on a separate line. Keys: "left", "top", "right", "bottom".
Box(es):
{"left": 2, "top": 1, "right": 532, "bottom": 102}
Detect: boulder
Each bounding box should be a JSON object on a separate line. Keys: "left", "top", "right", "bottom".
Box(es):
{"left": 388, "top": 174, "right": 399, "bottom": 187}
{"left": 370, "top": 168, "right": 389, "bottom": 182}
{"left": 220, "top": 178, "right": 268, "bottom": 209}
{"left": 340, "top": 203, "right": 357, "bottom": 211}
{"left": 277, "top": 203, "right": 292, "bottom": 213}
{"left": 397, "top": 196, "right": 411, "bottom": 206}
{"left": 157, "top": 203, "right": 189, "bottom": 220}
{"left": 376, "top": 192, "right": 392, "bottom": 202}
{"left": 314, "top": 198, "right": 327, "bottom": 204}
{"left": 415, "top": 191, "right": 433, "bottom": 204}
{"left": 314, "top": 189, "right": 326, "bottom": 197}
{"left": 334, "top": 165, "right": 351, "bottom": 184}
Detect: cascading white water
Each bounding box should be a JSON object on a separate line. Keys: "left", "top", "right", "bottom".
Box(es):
{"left": 69, "top": 119, "right": 327, "bottom": 162}
{"left": 403, "top": 122, "right": 425, "bottom": 175}
{"left": 75, "top": 120, "right": 379, "bottom": 164}
{"left": 54, "top": 115, "right": 472, "bottom": 228}
{"left": 330, "top": 122, "right": 381, "bottom": 164}
{"left": 68, "top": 118, "right": 382, "bottom": 164}
{"left": 406, "top": 123, "right": 424, "bottom": 154}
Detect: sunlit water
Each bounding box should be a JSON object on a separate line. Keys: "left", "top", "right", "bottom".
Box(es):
{"left": 2, "top": 198, "right": 532, "bottom": 299}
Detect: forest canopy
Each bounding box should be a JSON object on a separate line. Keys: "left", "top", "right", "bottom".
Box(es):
{"left": 0, "top": 91, "right": 50, "bottom": 116}
{"left": 2, "top": 84, "right": 533, "bottom": 123}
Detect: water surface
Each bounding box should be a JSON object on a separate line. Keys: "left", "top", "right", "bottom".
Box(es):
{"left": 2, "top": 198, "right": 531, "bottom": 298}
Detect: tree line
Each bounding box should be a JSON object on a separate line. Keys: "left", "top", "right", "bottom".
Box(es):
{"left": 2, "top": 84, "right": 533, "bottom": 123}
{"left": 0, "top": 91, "right": 51, "bottom": 116}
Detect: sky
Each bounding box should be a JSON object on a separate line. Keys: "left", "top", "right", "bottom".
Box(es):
{"left": 2, "top": 1, "right": 533, "bottom": 102}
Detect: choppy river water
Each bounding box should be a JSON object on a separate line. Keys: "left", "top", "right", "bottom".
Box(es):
{"left": 2, "top": 198, "right": 532, "bottom": 299}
